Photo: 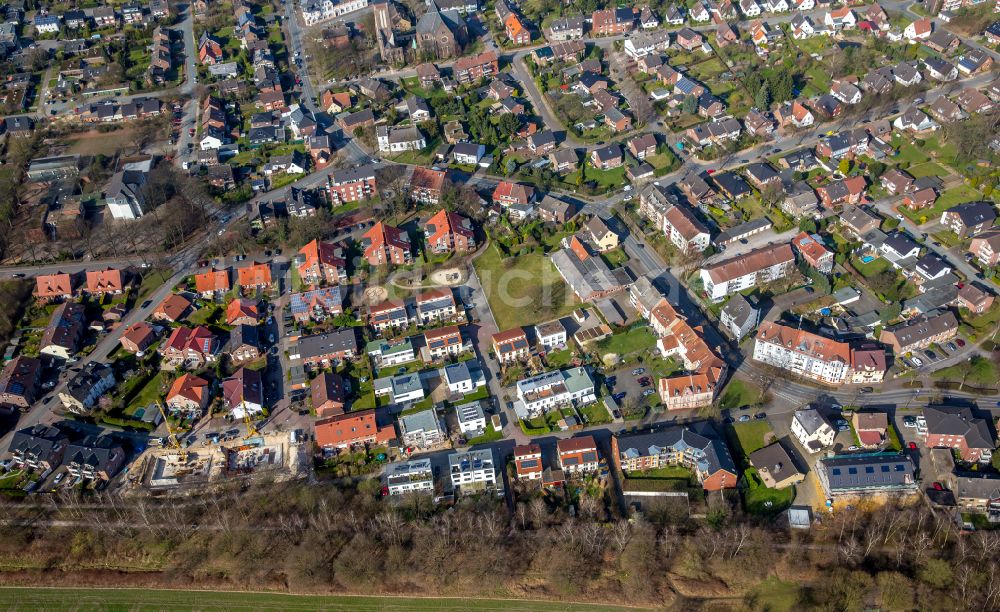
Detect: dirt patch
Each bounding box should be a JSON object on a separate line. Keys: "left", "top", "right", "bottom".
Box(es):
{"left": 429, "top": 267, "right": 466, "bottom": 286}
{"left": 68, "top": 127, "right": 138, "bottom": 156}
{"left": 363, "top": 285, "right": 388, "bottom": 305}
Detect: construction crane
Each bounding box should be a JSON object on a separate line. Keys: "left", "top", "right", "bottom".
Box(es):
{"left": 243, "top": 408, "right": 259, "bottom": 440}
{"left": 156, "top": 401, "right": 188, "bottom": 461}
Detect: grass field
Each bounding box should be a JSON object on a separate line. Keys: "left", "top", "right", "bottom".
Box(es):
{"left": 718, "top": 379, "right": 762, "bottom": 410}
{"left": 596, "top": 326, "right": 657, "bottom": 356}
{"left": 68, "top": 128, "right": 138, "bottom": 156}
{"left": 906, "top": 162, "right": 949, "bottom": 178}
{"left": 729, "top": 420, "right": 773, "bottom": 457}
{"left": 0, "top": 587, "right": 641, "bottom": 611}
{"left": 472, "top": 243, "right": 578, "bottom": 330}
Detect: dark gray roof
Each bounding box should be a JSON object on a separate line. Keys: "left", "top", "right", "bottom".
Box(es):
{"left": 66, "top": 434, "right": 122, "bottom": 473}
{"left": 957, "top": 475, "right": 1000, "bottom": 501}
{"left": 297, "top": 328, "right": 358, "bottom": 359}
{"left": 923, "top": 405, "right": 994, "bottom": 449}
{"left": 720, "top": 293, "right": 758, "bottom": 327}
{"left": 883, "top": 310, "right": 958, "bottom": 348}
{"left": 944, "top": 201, "right": 996, "bottom": 227}
{"left": 820, "top": 453, "right": 916, "bottom": 492}
{"left": 749, "top": 442, "right": 801, "bottom": 484}
{"left": 615, "top": 422, "right": 736, "bottom": 478}
{"left": 9, "top": 425, "right": 66, "bottom": 460}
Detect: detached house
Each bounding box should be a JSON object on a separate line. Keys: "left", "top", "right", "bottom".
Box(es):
{"left": 941, "top": 202, "right": 997, "bottom": 238}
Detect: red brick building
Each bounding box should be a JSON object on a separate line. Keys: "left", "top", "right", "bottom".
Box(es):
{"left": 314, "top": 409, "right": 395, "bottom": 449}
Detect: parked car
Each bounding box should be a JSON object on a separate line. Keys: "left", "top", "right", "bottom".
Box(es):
{"left": 631, "top": 368, "right": 645, "bottom": 376}
{"left": 642, "top": 389, "right": 655, "bottom": 397}
{"left": 924, "top": 350, "right": 937, "bottom": 360}
{"left": 860, "top": 387, "right": 874, "bottom": 393}
{"left": 957, "top": 339, "right": 966, "bottom": 347}
{"left": 911, "top": 356, "right": 924, "bottom": 367}
{"left": 738, "top": 415, "right": 751, "bottom": 422}
{"left": 754, "top": 413, "right": 766, "bottom": 420}
{"left": 946, "top": 342, "right": 957, "bottom": 352}
{"left": 847, "top": 445, "right": 861, "bottom": 451}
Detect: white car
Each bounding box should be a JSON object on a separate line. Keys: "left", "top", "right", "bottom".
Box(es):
{"left": 622, "top": 185, "right": 632, "bottom": 192}
{"left": 911, "top": 356, "right": 924, "bottom": 367}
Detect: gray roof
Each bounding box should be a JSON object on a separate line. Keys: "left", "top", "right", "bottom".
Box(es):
{"left": 615, "top": 422, "right": 736, "bottom": 478}
{"left": 819, "top": 453, "right": 916, "bottom": 492}
{"left": 296, "top": 328, "right": 358, "bottom": 359}
{"left": 720, "top": 293, "right": 758, "bottom": 327}
{"left": 883, "top": 310, "right": 958, "bottom": 348}
{"left": 923, "top": 405, "right": 994, "bottom": 449}
{"left": 551, "top": 247, "right": 628, "bottom": 300}
{"left": 794, "top": 408, "right": 829, "bottom": 436}
{"left": 944, "top": 201, "right": 996, "bottom": 227}
{"left": 956, "top": 475, "right": 1000, "bottom": 501}
{"left": 715, "top": 217, "right": 772, "bottom": 244}
{"left": 399, "top": 408, "right": 440, "bottom": 435}
{"left": 66, "top": 434, "right": 122, "bottom": 474}
{"left": 9, "top": 425, "right": 66, "bottom": 460}
{"left": 749, "top": 442, "right": 802, "bottom": 484}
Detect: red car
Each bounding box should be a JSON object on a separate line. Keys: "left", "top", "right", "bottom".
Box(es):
{"left": 189, "top": 128, "right": 195, "bottom": 136}
{"left": 932, "top": 482, "right": 944, "bottom": 491}
{"left": 908, "top": 442, "right": 917, "bottom": 450}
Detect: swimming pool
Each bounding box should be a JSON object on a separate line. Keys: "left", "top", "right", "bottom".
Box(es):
{"left": 860, "top": 255, "right": 876, "bottom": 263}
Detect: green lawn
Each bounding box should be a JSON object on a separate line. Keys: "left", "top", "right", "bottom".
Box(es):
{"left": 189, "top": 304, "right": 223, "bottom": 326}
{"left": 718, "top": 379, "right": 762, "bottom": 410}
{"left": 595, "top": 326, "right": 657, "bottom": 356}
{"left": 745, "top": 578, "right": 802, "bottom": 612}
{"left": 472, "top": 243, "right": 578, "bottom": 330}
{"left": 121, "top": 371, "right": 165, "bottom": 411}
{"left": 600, "top": 248, "right": 629, "bottom": 268}
{"left": 893, "top": 143, "right": 930, "bottom": 165}
{"left": 545, "top": 348, "right": 574, "bottom": 368}
{"left": 729, "top": 420, "right": 773, "bottom": 457}
{"left": 743, "top": 468, "right": 795, "bottom": 515}
{"left": 136, "top": 268, "right": 173, "bottom": 301}
{"left": 0, "top": 587, "right": 635, "bottom": 611}
{"left": 467, "top": 423, "right": 503, "bottom": 445}
{"left": 899, "top": 185, "right": 984, "bottom": 225}
{"left": 937, "top": 185, "right": 984, "bottom": 209}
{"left": 907, "top": 162, "right": 949, "bottom": 178}
{"left": 626, "top": 465, "right": 695, "bottom": 480}
{"left": 578, "top": 402, "right": 612, "bottom": 425}
{"left": 850, "top": 255, "right": 890, "bottom": 278}
{"left": 583, "top": 163, "right": 627, "bottom": 189}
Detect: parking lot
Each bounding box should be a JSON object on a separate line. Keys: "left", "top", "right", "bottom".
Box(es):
{"left": 604, "top": 366, "right": 658, "bottom": 417}
{"left": 895, "top": 338, "right": 969, "bottom": 371}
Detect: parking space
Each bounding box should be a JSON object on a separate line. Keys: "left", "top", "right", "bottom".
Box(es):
{"left": 604, "top": 366, "right": 657, "bottom": 413}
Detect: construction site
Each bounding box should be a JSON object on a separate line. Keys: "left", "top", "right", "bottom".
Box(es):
{"left": 128, "top": 431, "right": 310, "bottom": 492}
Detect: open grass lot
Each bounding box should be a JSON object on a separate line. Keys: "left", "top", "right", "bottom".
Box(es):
{"left": 596, "top": 326, "right": 657, "bottom": 356}
{"left": 907, "top": 161, "right": 949, "bottom": 178}
{"left": 68, "top": 128, "right": 138, "bottom": 156}
{"left": 472, "top": 243, "right": 578, "bottom": 330}
{"left": 582, "top": 163, "right": 627, "bottom": 189}
{"left": 0, "top": 587, "right": 641, "bottom": 611}
{"left": 729, "top": 420, "right": 773, "bottom": 458}
{"left": 718, "top": 379, "right": 762, "bottom": 410}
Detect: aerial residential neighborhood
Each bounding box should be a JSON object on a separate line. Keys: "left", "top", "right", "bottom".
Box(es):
{"left": 0, "top": 0, "right": 998, "bottom": 606}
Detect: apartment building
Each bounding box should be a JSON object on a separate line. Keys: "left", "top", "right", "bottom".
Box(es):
{"left": 557, "top": 436, "right": 600, "bottom": 474}
{"left": 699, "top": 243, "right": 795, "bottom": 302}
{"left": 514, "top": 367, "right": 596, "bottom": 418}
